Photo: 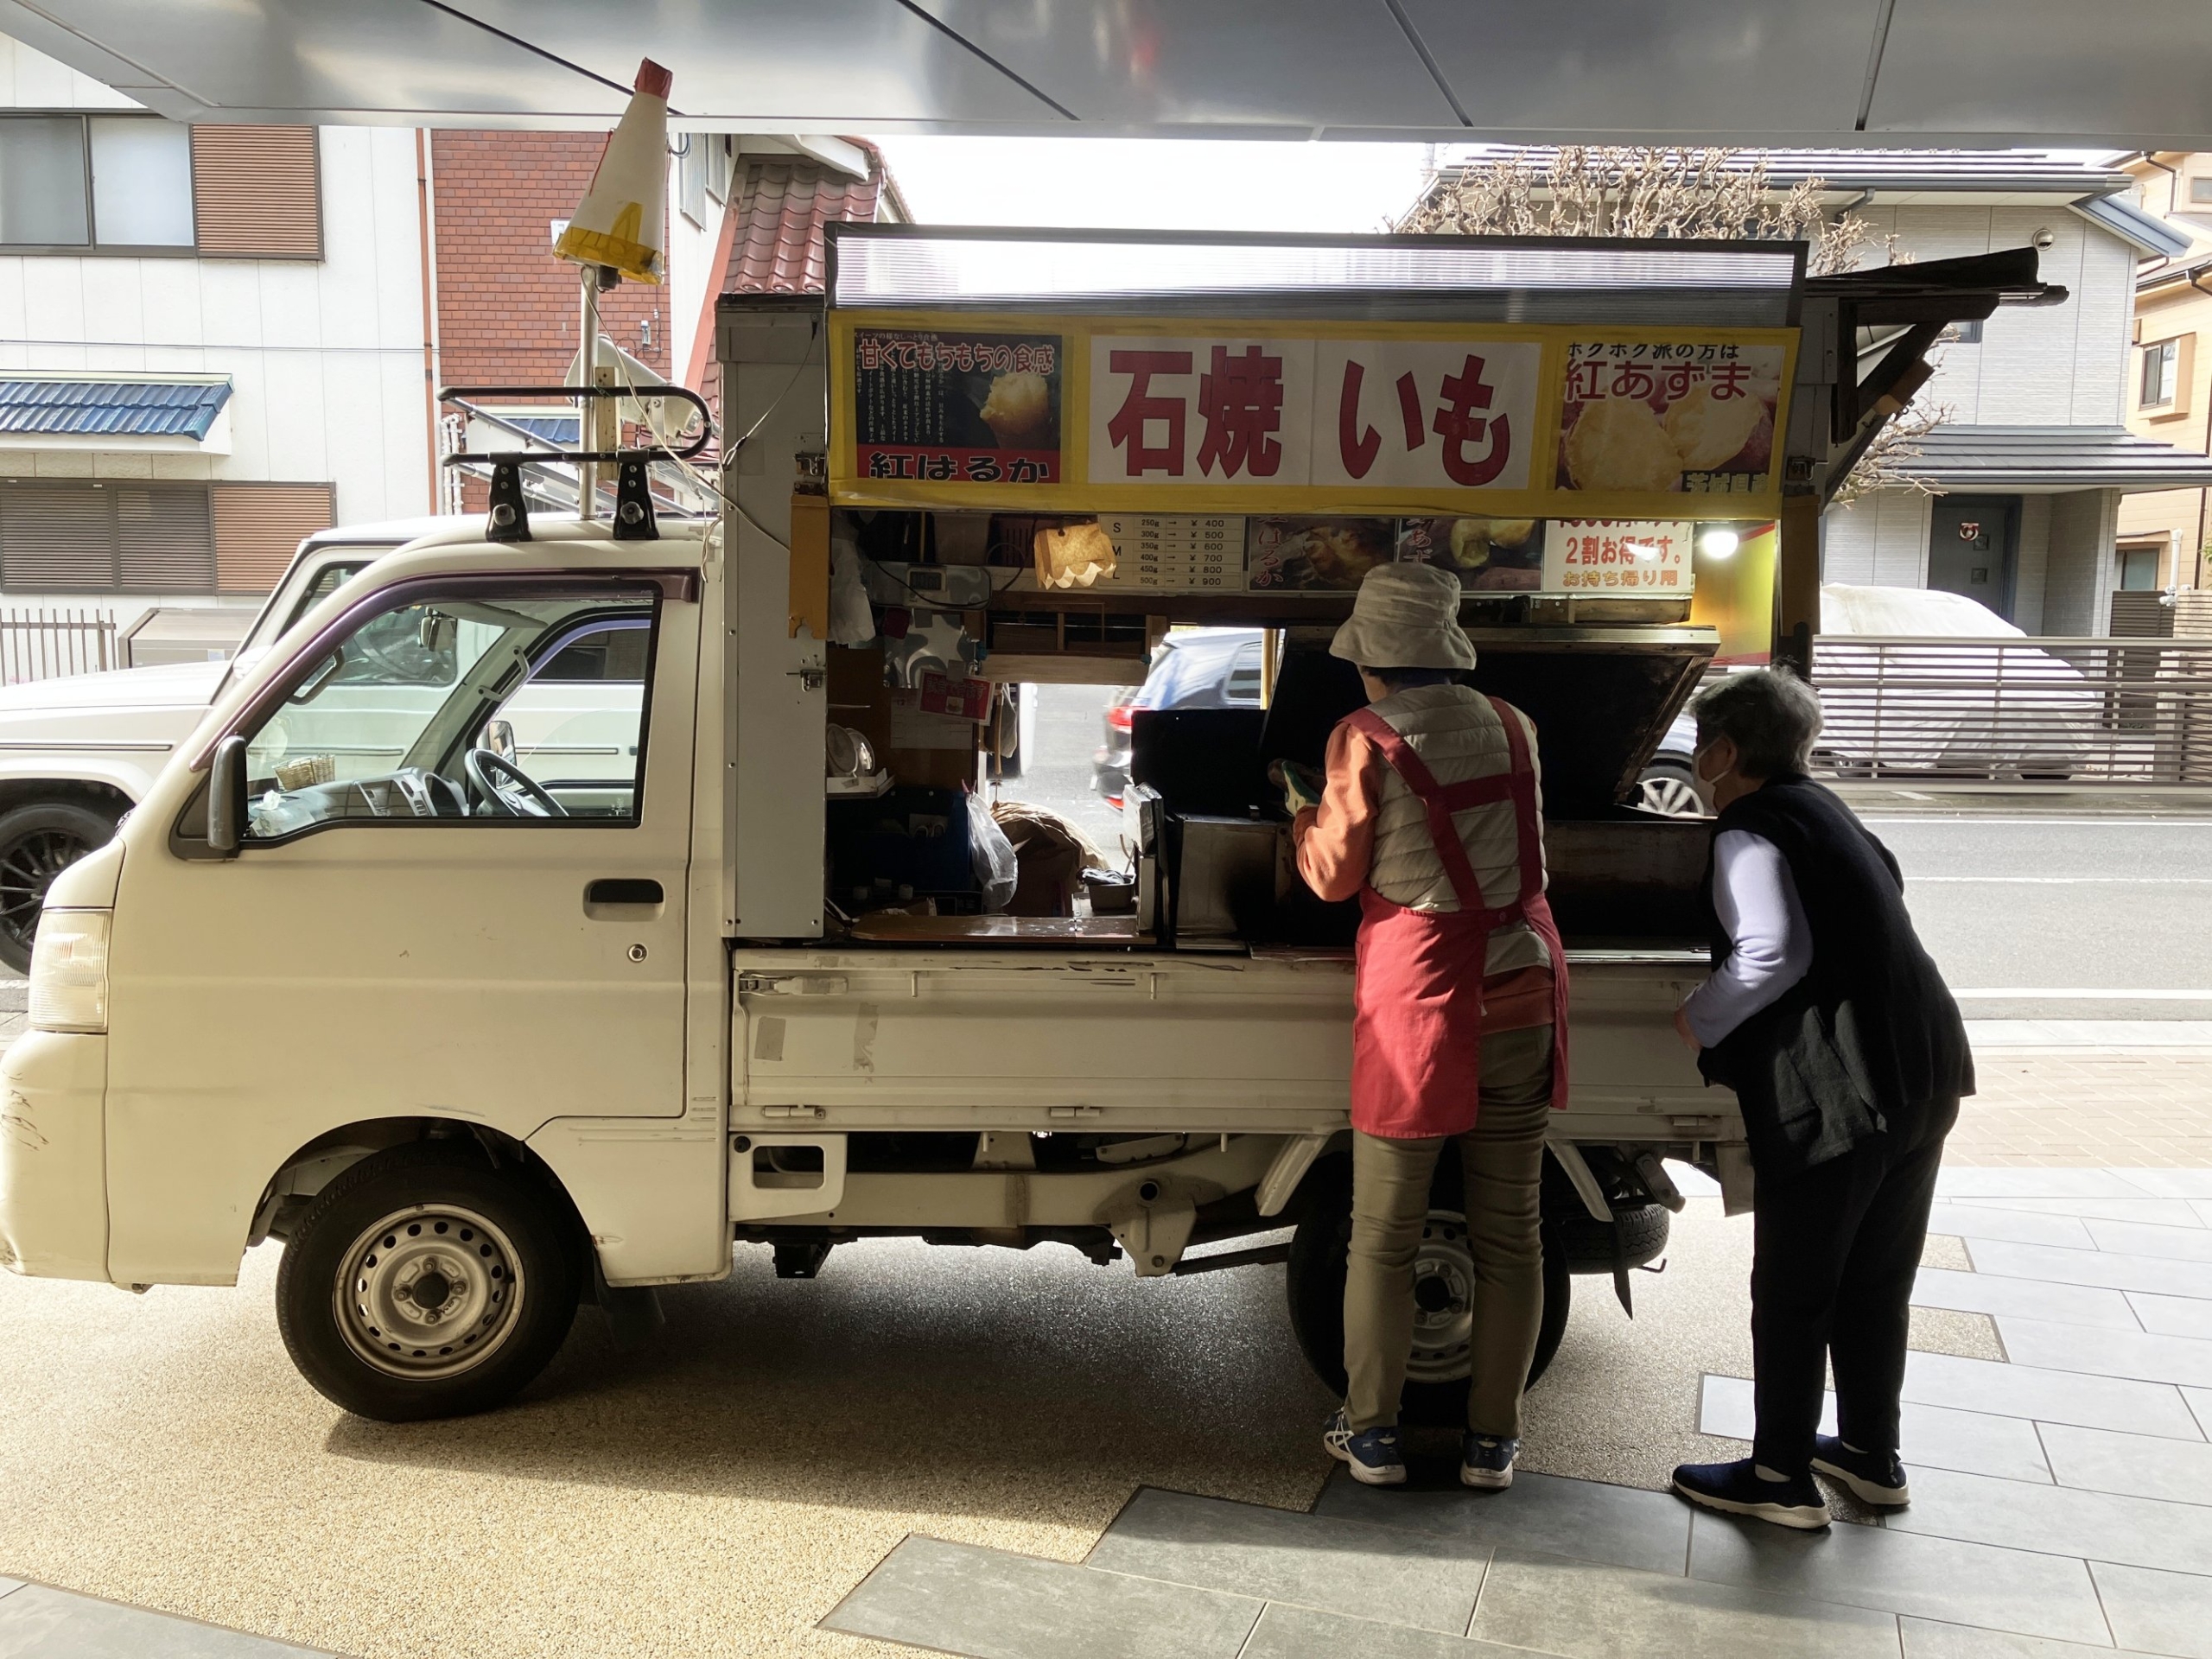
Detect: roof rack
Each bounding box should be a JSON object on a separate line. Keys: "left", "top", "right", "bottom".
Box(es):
{"left": 435, "top": 382, "right": 714, "bottom": 543}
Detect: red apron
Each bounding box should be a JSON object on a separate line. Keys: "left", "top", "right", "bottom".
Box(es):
{"left": 1345, "top": 696, "right": 1571, "bottom": 1139}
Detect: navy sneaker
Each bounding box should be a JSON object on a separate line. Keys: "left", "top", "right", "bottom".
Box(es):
{"left": 1461, "top": 1433, "right": 1517, "bottom": 1490}
{"left": 1672, "top": 1458, "right": 1831, "bottom": 1529}
{"left": 1813, "top": 1436, "right": 1910, "bottom": 1507}
{"left": 1323, "top": 1408, "right": 1406, "bottom": 1486}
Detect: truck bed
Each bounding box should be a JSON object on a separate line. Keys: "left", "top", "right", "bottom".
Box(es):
{"left": 732, "top": 944, "right": 1737, "bottom": 1147}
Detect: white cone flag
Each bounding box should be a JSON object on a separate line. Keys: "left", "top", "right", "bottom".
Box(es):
{"left": 554, "top": 59, "right": 671, "bottom": 283}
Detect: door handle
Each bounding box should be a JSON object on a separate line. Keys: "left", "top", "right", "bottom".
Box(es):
{"left": 586, "top": 878, "right": 663, "bottom": 906}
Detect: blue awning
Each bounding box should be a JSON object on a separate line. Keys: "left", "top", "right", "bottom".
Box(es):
{"left": 0, "top": 378, "right": 232, "bottom": 441}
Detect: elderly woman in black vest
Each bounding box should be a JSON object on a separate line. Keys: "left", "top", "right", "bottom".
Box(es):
{"left": 1669, "top": 669, "right": 1973, "bottom": 1530}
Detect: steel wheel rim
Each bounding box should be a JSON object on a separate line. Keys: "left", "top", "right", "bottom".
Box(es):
{"left": 0, "top": 827, "right": 91, "bottom": 946}
{"left": 1404, "top": 1209, "right": 1476, "bottom": 1384}
{"left": 334, "top": 1203, "right": 525, "bottom": 1381}
{"left": 1637, "top": 774, "right": 1705, "bottom": 817}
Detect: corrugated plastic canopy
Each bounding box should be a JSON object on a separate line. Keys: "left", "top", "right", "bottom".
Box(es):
{"left": 826, "top": 227, "right": 1805, "bottom": 325}
{"left": 5, "top": 1, "right": 2209, "bottom": 147}
{"left": 0, "top": 378, "right": 232, "bottom": 440}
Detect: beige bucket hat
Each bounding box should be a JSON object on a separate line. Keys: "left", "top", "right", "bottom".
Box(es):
{"left": 1328, "top": 562, "right": 1477, "bottom": 671}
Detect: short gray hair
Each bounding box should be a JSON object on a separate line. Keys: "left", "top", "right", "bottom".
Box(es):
{"left": 1690, "top": 669, "right": 1823, "bottom": 779}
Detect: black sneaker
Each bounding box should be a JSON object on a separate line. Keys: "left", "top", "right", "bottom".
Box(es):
{"left": 1672, "top": 1458, "right": 1832, "bottom": 1529}
{"left": 1460, "top": 1433, "right": 1517, "bottom": 1490}
{"left": 1812, "top": 1436, "right": 1910, "bottom": 1507}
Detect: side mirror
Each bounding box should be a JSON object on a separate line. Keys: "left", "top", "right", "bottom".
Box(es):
{"left": 208, "top": 735, "right": 247, "bottom": 856}
{"left": 485, "top": 718, "right": 517, "bottom": 762}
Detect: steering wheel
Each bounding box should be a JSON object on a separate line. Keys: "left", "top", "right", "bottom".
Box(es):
{"left": 464, "top": 747, "right": 567, "bottom": 818}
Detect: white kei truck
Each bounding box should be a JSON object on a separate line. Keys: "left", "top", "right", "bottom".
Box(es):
{"left": 0, "top": 228, "right": 2042, "bottom": 1422}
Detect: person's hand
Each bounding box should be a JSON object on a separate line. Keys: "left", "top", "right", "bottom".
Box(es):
{"left": 1673, "top": 1006, "right": 1702, "bottom": 1053}
{"left": 1269, "top": 759, "right": 1325, "bottom": 815}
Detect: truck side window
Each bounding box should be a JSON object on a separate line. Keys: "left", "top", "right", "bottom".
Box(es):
{"left": 237, "top": 586, "right": 659, "bottom": 841}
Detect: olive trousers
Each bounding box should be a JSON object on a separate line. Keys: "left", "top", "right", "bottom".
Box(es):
{"left": 1343, "top": 1023, "right": 1554, "bottom": 1437}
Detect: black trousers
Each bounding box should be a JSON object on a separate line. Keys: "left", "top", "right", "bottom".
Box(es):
{"left": 1751, "top": 1130, "right": 1946, "bottom": 1475}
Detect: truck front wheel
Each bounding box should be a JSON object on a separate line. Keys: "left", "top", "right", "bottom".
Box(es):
{"left": 276, "top": 1144, "right": 581, "bottom": 1421}
{"left": 1285, "top": 1155, "right": 1571, "bottom": 1427}
{"left": 0, "top": 800, "right": 119, "bottom": 973}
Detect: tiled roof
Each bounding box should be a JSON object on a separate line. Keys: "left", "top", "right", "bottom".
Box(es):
{"left": 0, "top": 377, "right": 232, "bottom": 440}
{"left": 1908, "top": 426, "right": 2212, "bottom": 491}
{"left": 724, "top": 157, "right": 880, "bottom": 296}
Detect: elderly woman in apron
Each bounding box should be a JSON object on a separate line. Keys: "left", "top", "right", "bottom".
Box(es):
{"left": 1283, "top": 563, "right": 1568, "bottom": 1490}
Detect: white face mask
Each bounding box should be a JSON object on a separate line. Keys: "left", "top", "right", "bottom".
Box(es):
{"left": 1690, "top": 738, "right": 1725, "bottom": 810}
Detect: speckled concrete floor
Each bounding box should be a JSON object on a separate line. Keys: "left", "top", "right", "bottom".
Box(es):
{"left": 0, "top": 1202, "right": 1991, "bottom": 1659}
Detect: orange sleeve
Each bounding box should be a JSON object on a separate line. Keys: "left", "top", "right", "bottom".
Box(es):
{"left": 1292, "top": 720, "right": 1382, "bottom": 903}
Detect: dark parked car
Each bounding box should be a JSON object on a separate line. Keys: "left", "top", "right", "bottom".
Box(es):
{"left": 1092, "top": 628, "right": 1265, "bottom": 807}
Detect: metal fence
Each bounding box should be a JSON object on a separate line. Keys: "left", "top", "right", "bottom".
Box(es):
{"left": 0, "top": 607, "right": 118, "bottom": 685}
{"left": 1809, "top": 635, "right": 2212, "bottom": 785}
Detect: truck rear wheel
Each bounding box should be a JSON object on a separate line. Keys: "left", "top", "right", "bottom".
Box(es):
{"left": 1285, "top": 1155, "right": 1571, "bottom": 1427}
{"left": 0, "top": 800, "right": 119, "bottom": 973}
{"left": 276, "top": 1144, "right": 581, "bottom": 1421}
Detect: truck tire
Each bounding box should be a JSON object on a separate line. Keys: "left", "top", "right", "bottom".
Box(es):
{"left": 1285, "top": 1154, "right": 1572, "bottom": 1427}
{"left": 0, "top": 799, "right": 119, "bottom": 973}
{"left": 1554, "top": 1202, "right": 1670, "bottom": 1275}
{"left": 276, "top": 1143, "right": 582, "bottom": 1422}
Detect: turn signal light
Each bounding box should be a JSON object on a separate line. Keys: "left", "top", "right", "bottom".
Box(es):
{"left": 29, "top": 909, "right": 109, "bottom": 1034}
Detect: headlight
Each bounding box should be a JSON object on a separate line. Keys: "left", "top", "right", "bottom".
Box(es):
{"left": 29, "top": 910, "right": 110, "bottom": 1034}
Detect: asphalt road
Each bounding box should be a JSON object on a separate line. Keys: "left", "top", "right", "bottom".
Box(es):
{"left": 1871, "top": 813, "right": 2212, "bottom": 1021}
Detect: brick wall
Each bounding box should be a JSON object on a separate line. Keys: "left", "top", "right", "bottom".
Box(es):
{"left": 430, "top": 130, "right": 672, "bottom": 394}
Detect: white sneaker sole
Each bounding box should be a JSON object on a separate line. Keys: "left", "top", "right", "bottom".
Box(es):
{"left": 1325, "top": 1441, "right": 1407, "bottom": 1486}
{"left": 1459, "top": 1465, "right": 1513, "bottom": 1490}
{"left": 1672, "top": 1478, "right": 1831, "bottom": 1530}
{"left": 1812, "top": 1457, "right": 1910, "bottom": 1507}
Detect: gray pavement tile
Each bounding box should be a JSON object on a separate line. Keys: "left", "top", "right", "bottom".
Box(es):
{"left": 1900, "top": 1351, "right": 2204, "bottom": 1440}
{"left": 1887, "top": 1465, "right": 2212, "bottom": 1577}
{"left": 1898, "top": 1616, "right": 2160, "bottom": 1657}
{"left": 1927, "top": 1205, "right": 2095, "bottom": 1250}
{"left": 2037, "top": 1421, "right": 2212, "bottom": 1506}
{"left": 1237, "top": 1604, "right": 1557, "bottom": 1659}
{"left": 2089, "top": 1560, "right": 2212, "bottom": 1659}
{"left": 1910, "top": 1266, "right": 2140, "bottom": 1332}
{"left": 2117, "top": 1171, "right": 2212, "bottom": 1201}
{"left": 0, "top": 1584, "right": 332, "bottom": 1657}
{"left": 1965, "top": 1239, "right": 2212, "bottom": 1301}
{"left": 1699, "top": 1374, "right": 2052, "bottom": 1484}
{"left": 2130, "top": 1292, "right": 2212, "bottom": 1340}
{"left": 820, "top": 1535, "right": 1261, "bottom": 1659}
{"left": 1938, "top": 1170, "right": 2152, "bottom": 1201}
{"left": 0, "top": 1583, "right": 16, "bottom": 1601}
{"left": 1955, "top": 1196, "right": 2208, "bottom": 1229}
{"left": 1086, "top": 1488, "right": 1486, "bottom": 1636}
{"left": 1468, "top": 1546, "right": 1903, "bottom": 1659}
{"left": 2087, "top": 1218, "right": 2212, "bottom": 1264}
{"left": 2197, "top": 1200, "right": 2212, "bottom": 1229}
{"left": 1313, "top": 1468, "right": 1690, "bottom": 1579}
{"left": 1686, "top": 1510, "right": 2108, "bottom": 1645}
{"left": 2190, "top": 1387, "right": 2212, "bottom": 1438}
{"left": 1993, "top": 1316, "right": 2212, "bottom": 1389}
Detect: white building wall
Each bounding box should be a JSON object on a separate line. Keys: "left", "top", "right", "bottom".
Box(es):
{"left": 2044, "top": 490, "right": 2119, "bottom": 634}
{"left": 0, "top": 38, "right": 430, "bottom": 543}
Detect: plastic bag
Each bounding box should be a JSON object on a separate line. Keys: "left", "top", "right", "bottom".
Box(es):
{"left": 829, "top": 536, "right": 876, "bottom": 646}
{"left": 968, "top": 798, "right": 1019, "bottom": 913}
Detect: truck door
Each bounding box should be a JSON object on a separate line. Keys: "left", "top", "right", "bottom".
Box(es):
{"left": 103, "top": 572, "right": 698, "bottom": 1282}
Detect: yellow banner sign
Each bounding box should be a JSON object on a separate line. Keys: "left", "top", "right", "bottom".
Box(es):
{"left": 829, "top": 310, "right": 1797, "bottom": 522}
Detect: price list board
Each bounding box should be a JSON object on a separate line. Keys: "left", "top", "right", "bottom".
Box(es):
{"left": 1099, "top": 515, "right": 1246, "bottom": 591}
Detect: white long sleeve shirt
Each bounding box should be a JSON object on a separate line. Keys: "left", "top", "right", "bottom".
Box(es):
{"left": 1680, "top": 830, "right": 1815, "bottom": 1046}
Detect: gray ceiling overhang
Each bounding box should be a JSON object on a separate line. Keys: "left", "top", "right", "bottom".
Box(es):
{"left": 4, "top": 0, "right": 2209, "bottom": 147}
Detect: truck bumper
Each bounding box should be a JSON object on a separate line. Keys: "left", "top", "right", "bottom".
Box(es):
{"left": 0, "top": 1030, "right": 109, "bottom": 1281}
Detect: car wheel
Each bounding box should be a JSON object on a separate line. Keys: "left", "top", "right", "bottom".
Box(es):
{"left": 276, "top": 1142, "right": 582, "bottom": 1421}
{"left": 1285, "top": 1155, "right": 1572, "bottom": 1427}
{"left": 1635, "top": 760, "right": 1705, "bottom": 817}
{"left": 0, "top": 800, "right": 119, "bottom": 974}
{"left": 1553, "top": 1202, "right": 1670, "bottom": 1274}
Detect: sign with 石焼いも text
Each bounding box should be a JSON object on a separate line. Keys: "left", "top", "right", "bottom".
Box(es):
{"left": 830, "top": 311, "right": 1796, "bottom": 521}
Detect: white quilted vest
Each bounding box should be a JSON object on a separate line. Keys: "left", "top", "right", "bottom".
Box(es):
{"left": 1364, "top": 683, "right": 1548, "bottom": 975}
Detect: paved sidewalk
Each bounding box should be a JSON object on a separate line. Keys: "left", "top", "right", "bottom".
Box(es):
{"left": 827, "top": 1166, "right": 2212, "bottom": 1659}
{"left": 0, "top": 1576, "right": 334, "bottom": 1656}
{"left": 1954, "top": 1042, "right": 2212, "bottom": 1166}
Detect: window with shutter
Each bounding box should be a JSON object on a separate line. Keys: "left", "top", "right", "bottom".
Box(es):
{"left": 190, "top": 125, "right": 320, "bottom": 259}
{"left": 0, "top": 480, "right": 219, "bottom": 592}
{"left": 212, "top": 482, "right": 336, "bottom": 594}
